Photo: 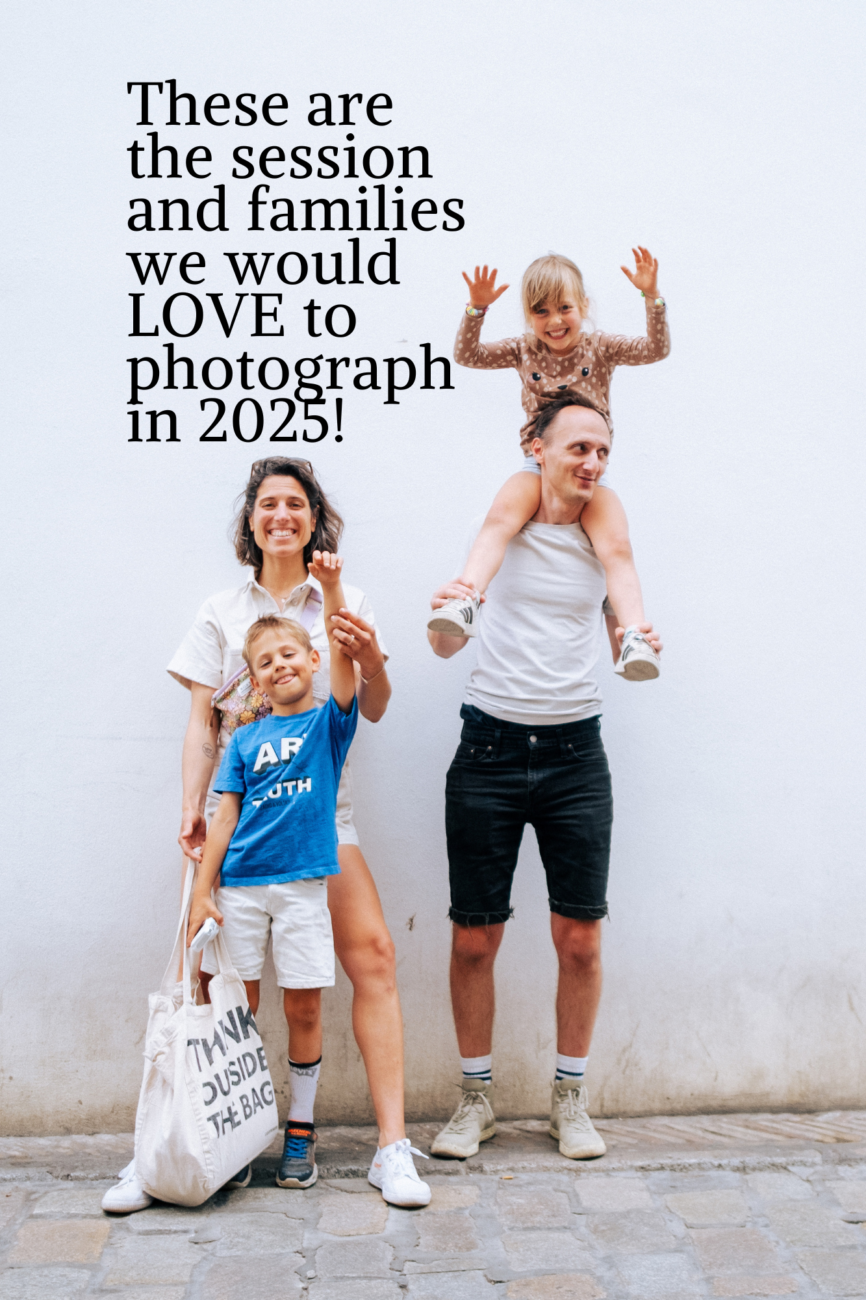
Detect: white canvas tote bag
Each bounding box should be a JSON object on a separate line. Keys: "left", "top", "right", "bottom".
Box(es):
{"left": 134, "top": 863, "right": 280, "bottom": 1206}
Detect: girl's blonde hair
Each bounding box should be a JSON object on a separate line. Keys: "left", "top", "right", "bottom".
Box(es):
{"left": 521, "top": 254, "right": 590, "bottom": 327}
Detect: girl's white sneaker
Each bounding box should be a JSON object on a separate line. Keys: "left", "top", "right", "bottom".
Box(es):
{"left": 368, "top": 1138, "right": 431, "bottom": 1207}
{"left": 101, "top": 1163, "right": 153, "bottom": 1214}
{"left": 614, "top": 626, "right": 661, "bottom": 681}
{"left": 427, "top": 595, "right": 480, "bottom": 638}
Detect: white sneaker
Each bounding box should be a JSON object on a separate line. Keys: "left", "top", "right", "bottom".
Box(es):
{"left": 614, "top": 626, "right": 660, "bottom": 681}
{"left": 427, "top": 594, "right": 481, "bottom": 638}
{"left": 430, "top": 1080, "right": 496, "bottom": 1159}
{"left": 102, "top": 1163, "right": 153, "bottom": 1214}
{"left": 368, "top": 1138, "right": 431, "bottom": 1207}
{"left": 549, "top": 1079, "right": 606, "bottom": 1159}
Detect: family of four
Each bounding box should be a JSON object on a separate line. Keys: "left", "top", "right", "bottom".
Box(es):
{"left": 103, "top": 246, "right": 667, "bottom": 1214}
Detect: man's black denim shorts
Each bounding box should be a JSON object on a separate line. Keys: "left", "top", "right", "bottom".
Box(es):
{"left": 445, "top": 705, "right": 613, "bottom": 926}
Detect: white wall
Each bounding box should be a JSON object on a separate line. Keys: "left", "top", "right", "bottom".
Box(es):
{"left": 2, "top": 0, "right": 865, "bottom": 1134}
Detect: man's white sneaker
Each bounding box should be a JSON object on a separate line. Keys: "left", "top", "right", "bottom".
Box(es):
{"left": 614, "top": 626, "right": 660, "bottom": 681}
{"left": 430, "top": 1079, "right": 496, "bottom": 1159}
{"left": 427, "top": 594, "right": 481, "bottom": 638}
{"left": 101, "top": 1163, "right": 153, "bottom": 1214}
{"left": 549, "top": 1079, "right": 606, "bottom": 1160}
{"left": 368, "top": 1138, "right": 431, "bottom": 1207}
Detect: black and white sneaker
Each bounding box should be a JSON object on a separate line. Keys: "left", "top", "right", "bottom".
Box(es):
{"left": 614, "top": 626, "right": 661, "bottom": 681}
{"left": 276, "top": 1122, "right": 318, "bottom": 1189}
{"left": 427, "top": 594, "right": 481, "bottom": 638}
{"left": 224, "top": 1163, "right": 252, "bottom": 1189}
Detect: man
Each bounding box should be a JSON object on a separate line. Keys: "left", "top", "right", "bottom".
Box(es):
{"left": 427, "top": 396, "right": 662, "bottom": 1160}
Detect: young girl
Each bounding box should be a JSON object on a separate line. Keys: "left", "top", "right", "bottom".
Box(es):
{"left": 427, "top": 249, "right": 669, "bottom": 680}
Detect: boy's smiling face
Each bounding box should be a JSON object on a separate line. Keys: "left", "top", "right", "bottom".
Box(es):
{"left": 249, "top": 628, "right": 320, "bottom": 712}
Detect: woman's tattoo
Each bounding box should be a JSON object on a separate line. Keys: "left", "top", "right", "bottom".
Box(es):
{"left": 202, "top": 743, "right": 216, "bottom": 759}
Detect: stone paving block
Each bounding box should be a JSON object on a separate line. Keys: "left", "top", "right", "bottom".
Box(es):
{"left": 0, "top": 1189, "right": 29, "bottom": 1232}
{"left": 0, "top": 1268, "right": 91, "bottom": 1299}
{"left": 689, "top": 1227, "right": 781, "bottom": 1274}
{"left": 827, "top": 1179, "right": 866, "bottom": 1214}
{"left": 746, "top": 1172, "right": 814, "bottom": 1201}
{"left": 711, "top": 1278, "right": 798, "bottom": 1297}
{"left": 502, "top": 1229, "right": 594, "bottom": 1272}
{"left": 128, "top": 1205, "right": 212, "bottom": 1233}
{"left": 212, "top": 1211, "right": 304, "bottom": 1254}
{"left": 101, "top": 1233, "right": 202, "bottom": 1284}
{"left": 101, "top": 1291, "right": 187, "bottom": 1300}
{"left": 309, "top": 1282, "right": 403, "bottom": 1300}
{"left": 200, "top": 1252, "right": 304, "bottom": 1298}
{"left": 764, "top": 1202, "right": 857, "bottom": 1247}
{"left": 796, "top": 1248, "right": 866, "bottom": 1295}
{"left": 425, "top": 1182, "right": 479, "bottom": 1211}
{"left": 417, "top": 1209, "right": 480, "bottom": 1253}
{"left": 404, "top": 1256, "right": 489, "bottom": 1274}
{"left": 665, "top": 1190, "right": 749, "bottom": 1226}
{"left": 212, "top": 1187, "right": 311, "bottom": 1216}
{"left": 7, "top": 1219, "right": 110, "bottom": 1264}
{"left": 316, "top": 1190, "right": 389, "bottom": 1236}
{"left": 406, "top": 1272, "right": 497, "bottom": 1299}
{"left": 30, "top": 1189, "right": 106, "bottom": 1218}
{"left": 588, "top": 1209, "right": 675, "bottom": 1254}
{"left": 314, "top": 1237, "right": 394, "bottom": 1278}
{"left": 575, "top": 1177, "right": 652, "bottom": 1212}
{"left": 617, "top": 1252, "right": 704, "bottom": 1298}
{"left": 497, "top": 1188, "right": 572, "bottom": 1228}
{"left": 506, "top": 1275, "right": 606, "bottom": 1298}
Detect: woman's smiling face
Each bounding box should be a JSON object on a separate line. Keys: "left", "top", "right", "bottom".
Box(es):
{"left": 249, "top": 475, "right": 315, "bottom": 561}
{"left": 529, "top": 297, "right": 584, "bottom": 354}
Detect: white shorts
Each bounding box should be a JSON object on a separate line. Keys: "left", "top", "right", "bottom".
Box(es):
{"left": 200, "top": 877, "right": 335, "bottom": 989}
{"left": 521, "top": 454, "right": 611, "bottom": 489}
{"left": 206, "top": 759, "right": 358, "bottom": 847}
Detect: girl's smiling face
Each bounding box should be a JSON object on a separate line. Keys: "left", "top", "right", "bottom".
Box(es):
{"left": 529, "top": 297, "right": 584, "bottom": 354}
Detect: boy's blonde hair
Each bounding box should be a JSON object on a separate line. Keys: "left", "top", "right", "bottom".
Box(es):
{"left": 243, "top": 615, "right": 313, "bottom": 669}
{"left": 521, "top": 254, "right": 590, "bottom": 327}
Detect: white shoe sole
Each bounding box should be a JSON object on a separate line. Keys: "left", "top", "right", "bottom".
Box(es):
{"left": 101, "top": 1192, "right": 153, "bottom": 1214}
{"left": 276, "top": 1164, "right": 318, "bottom": 1189}
{"left": 615, "top": 654, "right": 660, "bottom": 681}
{"left": 427, "top": 614, "right": 477, "bottom": 638}
{"left": 430, "top": 1122, "right": 496, "bottom": 1159}
{"left": 549, "top": 1124, "right": 606, "bottom": 1159}
{"left": 367, "top": 1175, "right": 432, "bottom": 1208}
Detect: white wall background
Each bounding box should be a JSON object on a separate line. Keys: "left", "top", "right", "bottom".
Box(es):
{"left": 2, "top": 0, "right": 865, "bottom": 1134}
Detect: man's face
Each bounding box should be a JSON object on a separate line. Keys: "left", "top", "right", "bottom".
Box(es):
{"left": 532, "top": 407, "right": 611, "bottom": 505}
{"left": 249, "top": 629, "right": 320, "bottom": 706}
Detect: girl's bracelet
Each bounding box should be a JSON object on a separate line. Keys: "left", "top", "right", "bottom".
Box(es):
{"left": 465, "top": 303, "right": 488, "bottom": 317}
{"left": 361, "top": 663, "right": 387, "bottom": 685}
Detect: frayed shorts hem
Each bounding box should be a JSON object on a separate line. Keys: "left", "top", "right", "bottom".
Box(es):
{"left": 549, "top": 899, "right": 608, "bottom": 921}
{"left": 448, "top": 907, "right": 515, "bottom": 926}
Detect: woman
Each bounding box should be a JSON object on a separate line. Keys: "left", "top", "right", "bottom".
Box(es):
{"left": 105, "top": 458, "right": 428, "bottom": 1213}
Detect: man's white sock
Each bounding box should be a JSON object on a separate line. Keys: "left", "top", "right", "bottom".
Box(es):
{"left": 460, "top": 1054, "right": 492, "bottom": 1084}
{"left": 287, "top": 1057, "right": 322, "bottom": 1123}
{"left": 555, "top": 1053, "right": 588, "bottom": 1082}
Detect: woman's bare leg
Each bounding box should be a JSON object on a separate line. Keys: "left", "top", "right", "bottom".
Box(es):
{"left": 329, "top": 844, "right": 405, "bottom": 1147}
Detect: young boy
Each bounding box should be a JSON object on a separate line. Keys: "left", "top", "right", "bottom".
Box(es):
{"left": 188, "top": 550, "right": 357, "bottom": 1191}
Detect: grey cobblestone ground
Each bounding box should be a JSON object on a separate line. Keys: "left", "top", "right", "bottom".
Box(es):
{"left": 4, "top": 1113, "right": 866, "bottom": 1298}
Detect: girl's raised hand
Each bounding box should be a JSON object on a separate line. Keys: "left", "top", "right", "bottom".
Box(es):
{"left": 620, "top": 246, "right": 660, "bottom": 297}
{"left": 462, "top": 264, "right": 510, "bottom": 308}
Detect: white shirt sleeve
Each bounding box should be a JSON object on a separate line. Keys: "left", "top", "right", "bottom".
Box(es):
{"left": 166, "top": 598, "right": 226, "bottom": 690}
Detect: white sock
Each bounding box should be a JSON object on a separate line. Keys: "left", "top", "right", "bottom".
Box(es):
{"left": 460, "top": 1054, "right": 492, "bottom": 1083}
{"left": 287, "top": 1056, "right": 321, "bottom": 1123}
{"left": 555, "top": 1053, "right": 588, "bottom": 1081}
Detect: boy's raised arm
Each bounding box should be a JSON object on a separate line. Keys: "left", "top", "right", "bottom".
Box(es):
{"left": 309, "top": 551, "right": 356, "bottom": 713}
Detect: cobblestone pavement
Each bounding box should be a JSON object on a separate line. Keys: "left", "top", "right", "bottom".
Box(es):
{"left": 4, "top": 1112, "right": 866, "bottom": 1298}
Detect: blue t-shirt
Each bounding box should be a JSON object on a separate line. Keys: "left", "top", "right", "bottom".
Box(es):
{"left": 215, "top": 695, "right": 358, "bottom": 887}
